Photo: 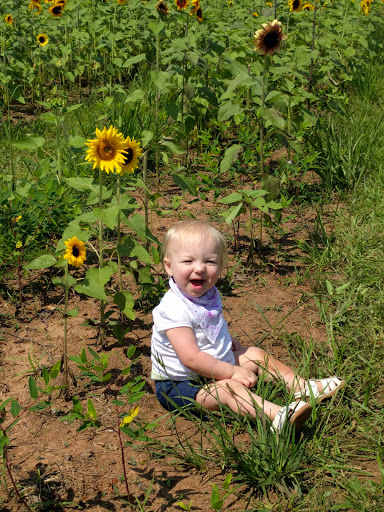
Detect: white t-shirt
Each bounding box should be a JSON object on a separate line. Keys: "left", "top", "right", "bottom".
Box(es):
{"left": 151, "top": 290, "right": 235, "bottom": 381}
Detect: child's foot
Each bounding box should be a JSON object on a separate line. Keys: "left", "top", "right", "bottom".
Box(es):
{"left": 271, "top": 401, "right": 312, "bottom": 434}
{"left": 294, "top": 377, "right": 345, "bottom": 403}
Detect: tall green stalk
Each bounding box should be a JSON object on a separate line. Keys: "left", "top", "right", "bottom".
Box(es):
{"left": 99, "top": 168, "right": 106, "bottom": 345}
{"left": 155, "top": 31, "right": 160, "bottom": 191}
{"left": 63, "top": 264, "right": 69, "bottom": 391}
{"left": 259, "top": 57, "right": 267, "bottom": 175}
{"left": 117, "top": 174, "right": 123, "bottom": 293}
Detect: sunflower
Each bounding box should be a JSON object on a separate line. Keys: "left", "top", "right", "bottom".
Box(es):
{"left": 302, "top": 1, "right": 314, "bottom": 9}
{"left": 289, "top": 0, "right": 303, "bottom": 11}
{"left": 117, "top": 0, "right": 128, "bottom": 4}
{"left": 156, "top": 0, "right": 169, "bottom": 14}
{"left": 266, "top": 1, "right": 272, "bottom": 5}
{"left": 253, "top": 11, "right": 259, "bottom": 16}
{"left": 175, "top": 0, "right": 189, "bottom": 9}
{"left": 254, "top": 19, "right": 285, "bottom": 56}
{"left": 228, "top": 0, "right": 234, "bottom": 6}
{"left": 64, "top": 237, "right": 87, "bottom": 268}
{"left": 190, "top": 0, "right": 202, "bottom": 19}
{"left": 49, "top": 3, "right": 64, "bottom": 16}
{"left": 28, "top": 2, "right": 43, "bottom": 12}
{"left": 36, "top": 33, "right": 49, "bottom": 46}
{"left": 118, "top": 136, "right": 143, "bottom": 175}
{"left": 85, "top": 125, "right": 128, "bottom": 174}
{"left": 5, "top": 14, "right": 13, "bottom": 25}
{"left": 360, "top": 0, "right": 371, "bottom": 14}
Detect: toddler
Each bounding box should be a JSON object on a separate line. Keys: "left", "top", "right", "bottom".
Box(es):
{"left": 151, "top": 219, "right": 344, "bottom": 433}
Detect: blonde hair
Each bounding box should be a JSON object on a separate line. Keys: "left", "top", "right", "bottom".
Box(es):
{"left": 163, "top": 219, "right": 227, "bottom": 271}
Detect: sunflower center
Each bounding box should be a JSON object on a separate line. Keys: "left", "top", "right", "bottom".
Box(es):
{"left": 293, "top": 0, "right": 300, "bottom": 8}
{"left": 264, "top": 31, "right": 279, "bottom": 49}
{"left": 122, "top": 148, "right": 134, "bottom": 165}
{"left": 72, "top": 246, "right": 80, "bottom": 257}
{"left": 98, "top": 141, "right": 116, "bottom": 161}
{"left": 196, "top": 7, "right": 202, "bottom": 17}
{"left": 39, "top": 37, "right": 45, "bottom": 43}
{"left": 53, "top": 5, "right": 62, "bottom": 13}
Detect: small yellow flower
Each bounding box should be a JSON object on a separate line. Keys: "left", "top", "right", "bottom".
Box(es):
{"left": 253, "top": 11, "right": 259, "bottom": 16}
{"left": 85, "top": 125, "right": 128, "bottom": 174}
{"left": 156, "top": 0, "right": 169, "bottom": 14}
{"left": 16, "top": 241, "right": 22, "bottom": 249}
{"left": 228, "top": 0, "right": 234, "bottom": 6}
{"left": 63, "top": 236, "right": 87, "bottom": 268}
{"left": 5, "top": 14, "right": 13, "bottom": 25}
{"left": 118, "top": 136, "right": 143, "bottom": 176}
{"left": 36, "top": 33, "right": 49, "bottom": 46}
{"left": 120, "top": 405, "right": 140, "bottom": 427}
{"left": 175, "top": 0, "right": 189, "bottom": 9}
{"left": 15, "top": 215, "right": 22, "bottom": 223}
{"left": 266, "top": 1, "right": 272, "bottom": 6}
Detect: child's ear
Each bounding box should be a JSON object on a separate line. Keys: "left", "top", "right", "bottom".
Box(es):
{"left": 163, "top": 257, "right": 173, "bottom": 276}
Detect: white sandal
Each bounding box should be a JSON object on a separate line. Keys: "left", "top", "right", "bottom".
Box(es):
{"left": 271, "top": 400, "right": 312, "bottom": 433}
{"left": 294, "top": 377, "right": 345, "bottom": 403}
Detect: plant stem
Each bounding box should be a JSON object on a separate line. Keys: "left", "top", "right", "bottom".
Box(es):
{"left": 155, "top": 31, "right": 160, "bottom": 192}
{"left": 1, "top": 433, "right": 34, "bottom": 512}
{"left": 308, "top": 0, "right": 318, "bottom": 106}
{"left": 63, "top": 264, "right": 69, "bottom": 392}
{"left": 117, "top": 174, "right": 123, "bottom": 293}
{"left": 99, "top": 168, "right": 105, "bottom": 346}
{"left": 143, "top": 151, "right": 150, "bottom": 251}
{"left": 259, "top": 57, "right": 267, "bottom": 175}
{"left": 116, "top": 408, "right": 131, "bottom": 504}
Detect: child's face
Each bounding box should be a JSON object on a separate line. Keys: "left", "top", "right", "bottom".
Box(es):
{"left": 164, "top": 235, "right": 221, "bottom": 298}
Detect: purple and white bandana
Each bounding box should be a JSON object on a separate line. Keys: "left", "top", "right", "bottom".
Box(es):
{"left": 169, "top": 278, "right": 224, "bottom": 343}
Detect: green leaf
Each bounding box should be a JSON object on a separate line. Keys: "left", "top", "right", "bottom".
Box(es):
{"left": 162, "top": 140, "right": 185, "bottom": 155}
{"left": 52, "top": 274, "right": 77, "bottom": 288}
{"left": 87, "top": 399, "right": 97, "bottom": 420}
{"left": 50, "top": 360, "right": 61, "bottom": 379}
{"left": 29, "top": 376, "right": 38, "bottom": 399}
{"left": 11, "top": 137, "right": 45, "bottom": 150}
{"left": 67, "top": 308, "right": 79, "bottom": 317}
{"left": 221, "top": 203, "right": 244, "bottom": 225}
{"left": 65, "top": 177, "right": 95, "bottom": 192}
{"left": 75, "top": 279, "right": 108, "bottom": 300}
{"left": 125, "top": 89, "right": 145, "bottom": 103}
{"left": 258, "top": 106, "right": 285, "bottom": 130}
{"left": 10, "top": 400, "right": 21, "bottom": 418}
{"left": 171, "top": 174, "right": 197, "bottom": 195}
{"left": 25, "top": 254, "right": 57, "bottom": 270}
{"left": 131, "top": 244, "right": 152, "bottom": 265}
{"left": 86, "top": 266, "right": 114, "bottom": 287}
{"left": 218, "top": 102, "right": 242, "bottom": 122}
{"left": 93, "top": 206, "right": 119, "bottom": 230}
{"left": 123, "top": 53, "right": 146, "bottom": 68}
{"left": 141, "top": 130, "right": 153, "bottom": 148}
{"left": 220, "top": 145, "right": 243, "bottom": 173}
{"left": 218, "top": 192, "right": 242, "bottom": 204}
{"left": 69, "top": 135, "right": 87, "bottom": 148}
{"left": 114, "top": 291, "right": 135, "bottom": 320}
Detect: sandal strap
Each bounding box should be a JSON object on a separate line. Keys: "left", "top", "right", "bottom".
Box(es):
{"left": 271, "top": 400, "right": 307, "bottom": 432}
{"left": 294, "top": 377, "right": 343, "bottom": 400}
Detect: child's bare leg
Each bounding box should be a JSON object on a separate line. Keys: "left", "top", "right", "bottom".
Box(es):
{"left": 234, "top": 346, "right": 306, "bottom": 394}
{"left": 196, "top": 379, "right": 281, "bottom": 420}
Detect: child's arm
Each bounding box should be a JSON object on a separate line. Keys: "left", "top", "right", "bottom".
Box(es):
{"left": 166, "top": 327, "right": 257, "bottom": 388}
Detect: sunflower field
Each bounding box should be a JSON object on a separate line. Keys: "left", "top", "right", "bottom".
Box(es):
{"left": 1, "top": 0, "right": 384, "bottom": 510}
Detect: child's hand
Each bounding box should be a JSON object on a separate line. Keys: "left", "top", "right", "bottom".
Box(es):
{"left": 231, "top": 366, "right": 257, "bottom": 388}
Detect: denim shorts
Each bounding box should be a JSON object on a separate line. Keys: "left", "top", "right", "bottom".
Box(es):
{"left": 155, "top": 379, "right": 202, "bottom": 412}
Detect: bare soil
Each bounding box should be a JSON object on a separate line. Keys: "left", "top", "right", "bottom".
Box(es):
{"left": 0, "top": 181, "right": 333, "bottom": 511}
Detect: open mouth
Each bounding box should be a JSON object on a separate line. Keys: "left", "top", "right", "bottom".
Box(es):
{"left": 190, "top": 279, "right": 205, "bottom": 287}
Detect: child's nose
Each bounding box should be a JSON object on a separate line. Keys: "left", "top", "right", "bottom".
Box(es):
{"left": 194, "top": 261, "right": 206, "bottom": 273}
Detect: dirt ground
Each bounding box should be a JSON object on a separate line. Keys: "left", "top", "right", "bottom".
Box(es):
{"left": 0, "top": 180, "right": 332, "bottom": 511}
